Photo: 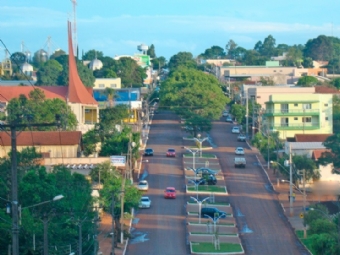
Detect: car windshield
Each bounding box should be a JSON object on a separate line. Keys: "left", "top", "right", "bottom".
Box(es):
{"left": 139, "top": 181, "right": 147, "bottom": 185}
{"left": 145, "top": 149, "right": 152, "bottom": 152}
{"left": 141, "top": 198, "right": 149, "bottom": 202}
{"left": 168, "top": 149, "right": 175, "bottom": 152}
{"left": 166, "top": 189, "right": 175, "bottom": 192}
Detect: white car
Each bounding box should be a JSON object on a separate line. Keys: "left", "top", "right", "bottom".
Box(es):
{"left": 139, "top": 196, "right": 151, "bottom": 208}
{"left": 235, "top": 147, "right": 245, "bottom": 155}
{"left": 222, "top": 110, "right": 229, "bottom": 117}
{"left": 137, "top": 180, "right": 149, "bottom": 191}
{"left": 232, "top": 126, "right": 240, "bottom": 134}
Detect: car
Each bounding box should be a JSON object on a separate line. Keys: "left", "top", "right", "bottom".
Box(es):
{"left": 137, "top": 180, "right": 149, "bottom": 191}
{"left": 237, "top": 134, "right": 246, "bottom": 142}
{"left": 222, "top": 110, "right": 229, "bottom": 117}
{"left": 144, "top": 148, "right": 154, "bottom": 156}
{"left": 195, "top": 168, "right": 217, "bottom": 176}
{"left": 201, "top": 207, "right": 227, "bottom": 219}
{"left": 164, "top": 187, "right": 176, "bottom": 198}
{"left": 139, "top": 196, "right": 151, "bottom": 208}
{"left": 166, "top": 148, "right": 176, "bottom": 157}
{"left": 191, "top": 175, "right": 217, "bottom": 185}
{"left": 231, "top": 126, "right": 240, "bottom": 134}
{"left": 225, "top": 116, "right": 233, "bottom": 123}
{"left": 235, "top": 147, "right": 245, "bottom": 155}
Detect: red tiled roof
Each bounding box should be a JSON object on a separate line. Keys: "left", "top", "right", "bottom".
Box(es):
{"left": 67, "top": 21, "right": 98, "bottom": 105}
{"left": 314, "top": 86, "right": 340, "bottom": 94}
{"left": 0, "top": 86, "right": 67, "bottom": 102}
{"left": 312, "top": 149, "right": 329, "bottom": 160}
{"left": 0, "top": 131, "right": 82, "bottom": 146}
{"left": 294, "top": 134, "right": 331, "bottom": 142}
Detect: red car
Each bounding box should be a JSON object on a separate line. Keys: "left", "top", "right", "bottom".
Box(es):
{"left": 164, "top": 187, "right": 176, "bottom": 199}
{"left": 166, "top": 148, "right": 176, "bottom": 157}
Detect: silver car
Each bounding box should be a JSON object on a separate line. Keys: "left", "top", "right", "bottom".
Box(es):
{"left": 139, "top": 196, "right": 151, "bottom": 208}
{"left": 137, "top": 180, "right": 149, "bottom": 191}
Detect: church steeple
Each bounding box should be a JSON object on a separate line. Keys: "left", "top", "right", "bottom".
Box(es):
{"left": 67, "top": 21, "right": 97, "bottom": 105}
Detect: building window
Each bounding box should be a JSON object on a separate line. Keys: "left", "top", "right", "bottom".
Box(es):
{"left": 294, "top": 117, "right": 298, "bottom": 120}
{"left": 99, "top": 84, "right": 105, "bottom": 88}
{"left": 325, "top": 117, "right": 329, "bottom": 121}
{"left": 110, "top": 84, "right": 117, "bottom": 88}
{"left": 324, "top": 104, "right": 328, "bottom": 107}
{"left": 85, "top": 109, "right": 90, "bottom": 113}
{"left": 302, "top": 117, "right": 311, "bottom": 123}
{"left": 273, "top": 70, "right": 276, "bottom": 72}
{"left": 294, "top": 104, "right": 298, "bottom": 107}
{"left": 281, "top": 104, "right": 289, "bottom": 113}
{"left": 303, "top": 103, "right": 311, "bottom": 109}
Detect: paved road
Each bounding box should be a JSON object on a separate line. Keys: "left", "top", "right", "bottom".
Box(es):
{"left": 126, "top": 111, "right": 308, "bottom": 255}
{"left": 210, "top": 119, "right": 309, "bottom": 255}
{"left": 126, "top": 111, "right": 190, "bottom": 255}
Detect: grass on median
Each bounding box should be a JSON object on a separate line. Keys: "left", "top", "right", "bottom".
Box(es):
{"left": 183, "top": 153, "right": 216, "bottom": 159}
{"left": 187, "top": 201, "right": 230, "bottom": 206}
{"left": 187, "top": 185, "right": 226, "bottom": 193}
{"left": 190, "top": 232, "right": 238, "bottom": 236}
{"left": 189, "top": 222, "right": 235, "bottom": 226}
{"left": 296, "top": 230, "right": 316, "bottom": 254}
{"left": 191, "top": 242, "right": 243, "bottom": 253}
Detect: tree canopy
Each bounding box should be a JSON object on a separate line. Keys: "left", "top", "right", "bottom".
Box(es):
{"left": 159, "top": 67, "right": 228, "bottom": 122}
{"left": 168, "top": 52, "right": 197, "bottom": 70}
{"left": 297, "top": 76, "right": 319, "bottom": 87}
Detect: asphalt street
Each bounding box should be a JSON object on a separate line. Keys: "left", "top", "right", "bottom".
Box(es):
{"left": 126, "top": 110, "right": 308, "bottom": 255}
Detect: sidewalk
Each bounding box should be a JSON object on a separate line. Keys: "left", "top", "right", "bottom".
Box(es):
{"left": 250, "top": 145, "right": 336, "bottom": 232}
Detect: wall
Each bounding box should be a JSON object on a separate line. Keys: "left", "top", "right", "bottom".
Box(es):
{"left": 94, "top": 78, "right": 122, "bottom": 89}
{"left": 0, "top": 145, "right": 80, "bottom": 158}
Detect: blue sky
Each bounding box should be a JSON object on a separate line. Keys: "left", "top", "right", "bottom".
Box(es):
{"left": 1, "top": 0, "right": 339, "bottom": 61}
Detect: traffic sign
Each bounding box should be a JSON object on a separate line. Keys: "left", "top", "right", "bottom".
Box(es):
{"left": 300, "top": 212, "right": 304, "bottom": 219}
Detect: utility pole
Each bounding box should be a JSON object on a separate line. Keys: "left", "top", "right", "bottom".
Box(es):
{"left": 246, "top": 95, "right": 249, "bottom": 138}
{"left": 289, "top": 144, "right": 294, "bottom": 217}
{"left": 0, "top": 116, "right": 60, "bottom": 255}
{"left": 252, "top": 99, "right": 255, "bottom": 139}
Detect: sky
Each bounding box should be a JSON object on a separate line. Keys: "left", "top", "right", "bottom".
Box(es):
{"left": 1, "top": 0, "right": 340, "bottom": 61}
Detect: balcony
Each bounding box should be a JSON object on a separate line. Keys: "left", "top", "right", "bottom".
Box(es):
{"left": 264, "top": 109, "right": 319, "bottom": 117}
{"left": 270, "top": 122, "right": 320, "bottom": 130}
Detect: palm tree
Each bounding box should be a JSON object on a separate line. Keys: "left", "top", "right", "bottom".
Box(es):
{"left": 104, "top": 87, "right": 118, "bottom": 107}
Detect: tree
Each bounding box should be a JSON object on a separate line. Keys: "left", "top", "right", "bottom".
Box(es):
{"left": 260, "top": 35, "right": 276, "bottom": 57}
{"left": 259, "top": 76, "right": 275, "bottom": 86}
{"left": 183, "top": 114, "right": 212, "bottom": 137}
{"left": 200, "top": 46, "right": 225, "bottom": 59}
{"left": 310, "top": 233, "right": 339, "bottom": 255}
{"left": 49, "top": 49, "right": 66, "bottom": 60}
{"left": 333, "top": 95, "right": 340, "bottom": 134}
{"left": 82, "top": 129, "right": 101, "bottom": 156}
{"left": 159, "top": 67, "right": 228, "bottom": 120}
{"left": 230, "top": 104, "right": 246, "bottom": 124}
{"left": 285, "top": 46, "right": 303, "bottom": 67}
{"left": 6, "top": 89, "right": 77, "bottom": 130}
{"left": 104, "top": 87, "right": 118, "bottom": 107}
{"left": 168, "top": 52, "right": 197, "bottom": 70}
{"left": 147, "top": 44, "right": 156, "bottom": 58}
{"left": 151, "top": 56, "right": 167, "bottom": 71}
{"left": 319, "top": 133, "right": 340, "bottom": 173}
{"left": 36, "top": 59, "right": 63, "bottom": 85}
{"left": 10, "top": 52, "right": 27, "bottom": 70}
{"left": 292, "top": 154, "right": 320, "bottom": 182}
{"left": 297, "top": 76, "right": 319, "bottom": 87}
{"left": 226, "top": 40, "right": 238, "bottom": 59}
{"left": 303, "top": 57, "right": 314, "bottom": 68}
{"left": 83, "top": 49, "right": 104, "bottom": 60}
{"left": 303, "top": 35, "right": 337, "bottom": 61}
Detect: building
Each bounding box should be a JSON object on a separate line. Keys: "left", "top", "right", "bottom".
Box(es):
{"left": 0, "top": 131, "right": 82, "bottom": 158}
{"left": 93, "top": 78, "right": 121, "bottom": 90}
{"left": 264, "top": 93, "right": 333, "bottom": 139}
{"left": 216, "top": 61, "right": 327, "bottom": 85}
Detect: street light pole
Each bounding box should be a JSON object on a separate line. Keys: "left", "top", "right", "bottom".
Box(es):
{"left": 184, "top": 147, "right": 199, "bottom": 171}
{"left": 111, "top": 193, "right": 115, "bottom": 255}
{"left": 289, "top": 144, "right": 294, "bottom": 216}
{"left": 191, "top": 196, "right": 210, "bottom": 224}
{"left": 194, "top": 134, "right": 208, "bottom": 158}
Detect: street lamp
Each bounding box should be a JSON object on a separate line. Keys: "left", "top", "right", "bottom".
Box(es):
{"left": 188, "top": 179, "right": 205, "bottom": 200}
{"left": 194, "top": 134, "right": 209, "bottom": 158}
{"left": 184, "top": 147, "right": 199, "bottom": 170}
{"left": 190, "top": 196, "right": 210, "bottom": 223}
{"left": 21, "top": 195, "right": 64, "bottom": 255}
{"left": 204, "top": 213, "right": 226, "bottom": 232}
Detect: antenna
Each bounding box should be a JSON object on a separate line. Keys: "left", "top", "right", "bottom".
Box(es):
{"left": 70, "top": 0, "right": 77, "bottom": 57}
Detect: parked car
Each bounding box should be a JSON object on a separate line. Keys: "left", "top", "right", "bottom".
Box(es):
{"left": 191, "top": 175, "right": 217, "bottom": 185}
{"left": 237, "top": 134, "right": 246, "bottom": 142}
{"left": 235, "top": 147, "right": 245, "bottom": 155}
{"left": 144, "top": 148, "right": 154, "bottom": 156}
{"left": 195, "top": 168, "right": 217, "bottom": 176}
{"left": 166, "top": 148, "right": 176, "bottom": 157}
{"left": 139, "top": 196, "right": 151, "bottom": 208}
{"left": 222, "top": 110, "right": 229, "bottom": 117}
{"left": 201, "top": 207, "right": 226, "bottom": 218}
{"left": 225, "top": 116, "right": 233, "bottom": 123}
{"left": 137, "top": 180, "right": 149, "bottom": 191}
{"left": 164, "top": 187, "right": 176, "bottom": 199}
{"left": 231, "top": 126, "right": 240, "bottom": 134}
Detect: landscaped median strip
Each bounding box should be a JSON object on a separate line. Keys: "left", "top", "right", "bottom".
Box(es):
{"left": 186, "top": 185, "right": 228, "bottom": 194}
{"left": 183, "top": 153, "right": 216, "bottom": 159}
{"left": 190, "top": 242, "right": 244, "bottom": 254}
{"left": 187, "top": 212, "right": 233, "bottom": 217}
{"left": 188, "top": 222, "right": 235, "bottom": 226}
